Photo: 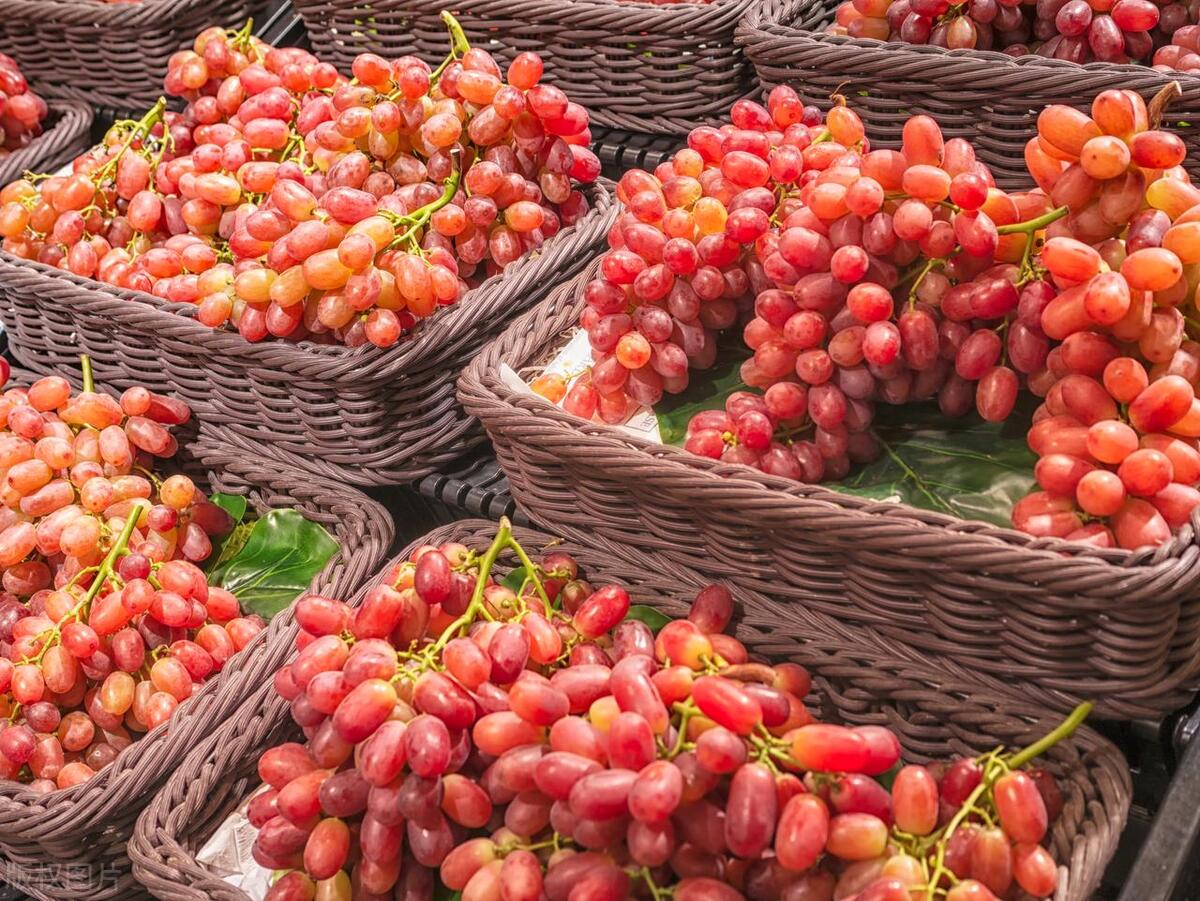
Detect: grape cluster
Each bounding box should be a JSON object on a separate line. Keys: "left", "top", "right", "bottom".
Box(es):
{"left": 0, "top": 362, "right": 261, "bottom": 789}
{"left": 1009, "top": 95, "right": 1200, "bottom": 548}
{"left": 571, "top": 90, "right": 1042, "bottom": 481}
{"left": 1153, "top": 22, "right": 1200, "bottom": 67}
{"left": 555, "top": 79, "right": 1200, "bottom": 548}
{"left": 249, "top": 521, "right": 1073, "bottom": 901}
{"left": 830, "top": 0, "right": 1200, "bottom": 64}
{"left": 0, "top": 17, "right": 599, "bottom": 349}
{"left": 0, "top": 55, "right": 47, "bottom": 158}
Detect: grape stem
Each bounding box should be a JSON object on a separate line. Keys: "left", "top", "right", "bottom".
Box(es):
{"left": 93, "top": 98, "right": 169, "bottom": 186}
{"left": 385, "top": 148, "right": 462, "bottom": 252}
{"left": 1149, "top": 81, "right": 1183, "bottom": 130}
{"left": 1008, "top": 700, "right": 1092, "bottom": 768}
{"left": 431, "top": 12, "right": 472, "bottom": 83}
{"left": 915, "top": 701, "right": 1093, "bottom": 900}
{"left": 667, "top": 699, "right": 699, "bottom": 758}
{"left": 995, "top": 204, "right": 1069, "bottom": 236}
{"left": 80, "top": 355, "right": 94, "bottom": 394}
{"left": 428, "top": 516, "right": 547, "bottom": 655}
{"left": 635, "top": 866, "right": 673, "bottom": 901}
{"left": 16, "top": 512, "right": 139, "bottom": 669}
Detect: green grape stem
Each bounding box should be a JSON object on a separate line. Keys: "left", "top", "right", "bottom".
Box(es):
{"left": 80, "top": 354, "right": 94, "bottom": 394}
{"left": 635, "top": 866, "right": 673, "bottom": 901}
{"left": 667, "top": 699, "right": 699, "bottom": 759}
{"left": 16, "top": 511, "right": 139, "bottom": 669}
{"left": 1008, "top": 700, "right": 1093, "bottom": 769}
{"left": 995, "top": 204, "right": 1069, "bottom": 235}
{"left": 431, "top": 12, "right": 472, "bottom": 83}
{"left": 428, "top": 516, "right": 543, "bottom": 655}
{"left": 93, "top": 98, "right": 169, "bottom": 186}
{"left": 383, "top": 148, "right": 462, "bottom": 252}
{"left": 916, "top": 700, "right": 1093, "bottom": 900}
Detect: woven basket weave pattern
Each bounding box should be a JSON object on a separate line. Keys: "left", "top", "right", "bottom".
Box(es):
{"left": 0, "top": 183, "right": 615, "bottom": 487}
{"left": 736, "top": 0, "right": 1200, "bottom": 188}
{"left": 0, "top": 101, "right": 92, "bottom": 190}
{"left": 0, "top": 0, "right": 264, "bottom": 110}
{"left": 128, "top": 520, "right": 1129, "bottom": 901}
{"left": 0, "top": 400, "right": 393, "bottom": 901}
{"left": 292, "top": 0, "right": 763, "bottom": 135}
{"left": 459, "top": 261, "right": 1200, "bottom": 719}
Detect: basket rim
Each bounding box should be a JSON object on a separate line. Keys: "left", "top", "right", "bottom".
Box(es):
{"left": 459, "top": 259, "right": 1200, "bottom": 572}
{"left": 0, "top": 0, "right": 248, "bottom": 26}
{"left": 128, "top": 517, "right": 1131, "bottom": 901}
{"left": 738, "top": 0, "right": 1200, "bottom": 90}
{"left": 0, "top": 181, "right": 613, "bottom": 386}
{"left": 0, "top": 99, "right": 92, "bottom": 187}
{"left": 296, "top": 0, "right": 760, "bottom": 33}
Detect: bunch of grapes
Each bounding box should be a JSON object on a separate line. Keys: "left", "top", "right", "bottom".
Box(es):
{"left": 0, "top": 361, "right": 262, "bottom": 789}
{"left": 550, "top": 76, "right": 1200, "bottom": 549}
{"left": 567, "top": 89, "right": 1044, "bottom": 479}
{"left": 0, "top": 15, "right": 599, "bottom": 349}
{"left": 0, "top": 55, "right": 47, "bottom": 158}
{"left": 1003, "top": 94, "right": 1200, "bottom": 548}
{"left": 551, "top": 96, "right": 822, "bottom": 425}
{"left": 1153, "top": 22, "right": 1200, "bottom": 67}
{"left": 829, "top": 0, "right": 1200, "bottom": 63}
{"left": 248, "top": 521, "right": 1075, "bottom": 901}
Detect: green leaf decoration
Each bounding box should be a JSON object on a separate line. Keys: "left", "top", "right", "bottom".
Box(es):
{"left": 500, "top": 566, "right": 528, "bottom": 594}
{"left": 206, "top": 519, "right": 256, "bottom": 578}
{"left": 835, "top": 399, "right": 1037, "bottom": 528}
{"left": 210, "top": 510, "right": 339, "bottom": 620}
{"left": 655, "top": 341, "right": 753, "bottom": 446}
{"left": 209, "top": 492, "right": 247, "bottom": 524}
{"left": 625, "top": 605, "right": 672, "bottom": 633}
{"left": 874, "top": 761, "right": 902, "bottom": 792}
{"left": 651, "top": 350, "right": 1035, "bottom": 527}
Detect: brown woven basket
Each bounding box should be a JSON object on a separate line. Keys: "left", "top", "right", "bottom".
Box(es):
{"left": 0, "top": 100, "right": 92, "bottom": 189}
{"left": 0, "top": 183, "right": 615, "bottom": 487}
{"left": 292, "top": 0, "right": 761, "bottom": 135}
{"left": 0, "top": 0, "right": 264, "bottom": 111}
{"left": 128, "top": 518, "right": 1130, "bottom": 901}
{"left": 0, "top": 371, "right": 394, "bottom": 900}
{"left": 736, "top": 0, "right": 1200, "bottom": 188}
{"left": 458, "top": 260, "right": 1200, "bottom": 720}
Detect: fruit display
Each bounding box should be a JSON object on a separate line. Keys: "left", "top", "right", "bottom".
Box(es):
{"left": 243, "top": 520, "right": 1091, "bottom": 901}
{"left": 0, "top": 55, "right": 47, "bottom": 160}
{"left": 0, "top": 359, "right": 269, "bottom": 788}
{"left": 550, "top": 83, "right": 1200, "bottom": 551}
{"left": 828, "top": 0, "right": 1200, "bottom": 63}
{"left": 0, "top": 15, "right": 599, "bottom": 349}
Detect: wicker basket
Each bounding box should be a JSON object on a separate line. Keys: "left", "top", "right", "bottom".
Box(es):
{"left": 128, "top": 518, "right": 1130, "bottom": 901}
{"left": 0, "top": 370, "right": 393, "bottom": 900}
{"left": 0, "top": 101, "right": 92, "bottom": 189}
{"left": 292, "top": 0, "right": 762, "bottom": 135}
{"left": 0, "top": 0, "right": 264, "bottom": 111}
{"left": 0, "top": 183, "right": 615, "bottom": 487}
{"left": 736, "top": 0, "right": 1200, "bottom": 188}
{"left": 459, "top": 261, "right": 1200, "bottom": 720}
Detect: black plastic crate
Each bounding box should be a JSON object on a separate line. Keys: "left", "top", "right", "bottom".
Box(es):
{"left": 591, "top": 126, "right": 683, "bottom": 180}
{"left": 415, "top": 446, "right": 525, "bottom": 525}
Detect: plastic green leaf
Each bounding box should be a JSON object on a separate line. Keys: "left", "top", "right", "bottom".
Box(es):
{"left": 500, "top": 566, "right": 528, "bottom": 594}
{"left": 652, "top": 352, "right": 1035, "bottom": 526}
{"left": 834, "top": 400, "right": 1037, "bottom": 528}
{"left": 210, "top": 510, "right": 339, "bottom": 620}
{"left": 209, "top": 492, "right": 248, "bottom": 524}
{"left": 625, "top": 605, "right": 672, "bottom": 633}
